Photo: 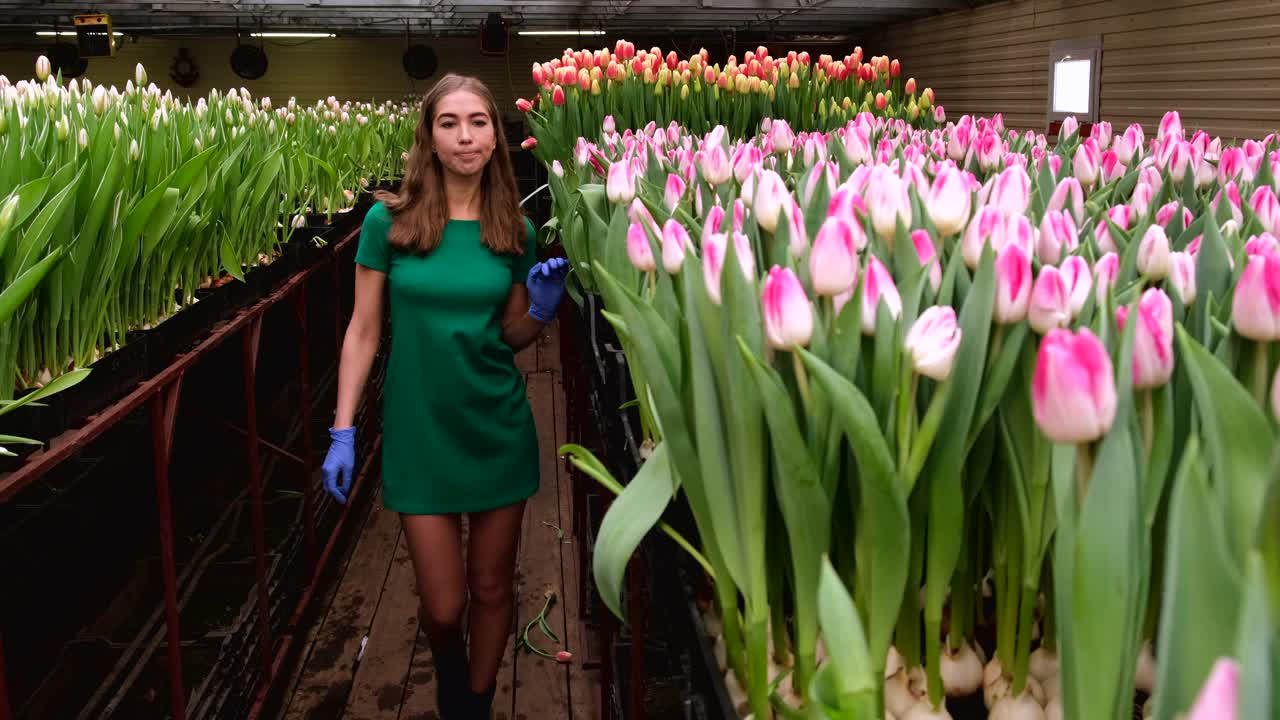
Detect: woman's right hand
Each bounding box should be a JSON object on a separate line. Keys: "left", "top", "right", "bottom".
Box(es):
{"left": 322, "top": 426, "right": 357, "bottom": 504}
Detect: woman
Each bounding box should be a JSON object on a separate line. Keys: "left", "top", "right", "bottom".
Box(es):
{"left": 319, "top": 73, "right": 570, "bottom": 719}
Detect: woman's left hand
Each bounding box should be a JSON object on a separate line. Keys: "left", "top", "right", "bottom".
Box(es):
{"left": 527, "top": 257, "right": 571, "bottom": 322}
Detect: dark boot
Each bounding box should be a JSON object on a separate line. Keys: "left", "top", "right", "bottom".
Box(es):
{"left": 426, "top": 622, "right": 469, "bottom": 720}
{"left": 464, "top": 683, "right": 496, "bottom": 719}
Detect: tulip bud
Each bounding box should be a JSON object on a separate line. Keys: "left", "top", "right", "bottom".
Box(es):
{"left": 699, "top": 144, "right": 732, "bottom": 185}
{"left": 552, "top": 85, "right": 566, "bottom": 106}
{"left": 662, "top": 173, "right": 686, "bottom": 212}
{"left": 1158, "top": 110, "right": 1183, "bottom": 142}
{"left": 784, "top": 199, "right": 810, "bottom": 258}
{"left": 129, "top": 139, "right": 140, "bottom": 161}
{"left": 994, "top": 242, "right": 1032, "bottom": 324}
{"left": 1033, "top": 327, "right": 1118, "bottom": 444}
{"left": 1101, "top": 150, "right": 1126, "bottom": 184}
{"left": 1037, "top": 210, "right": 1078, "bottom": 266}
{"left": 1094, "top": 252, "right": 1121, "bottom": 306}
{"left": 927, "top": 164, "right": 971, "bottom": 237}
{"left": 1060, "top": 116, "right": 1079, "bottom": 140}
{"left": 1131, "top": 180, "right": 1155, "bottom": 219}
{"left": 1055, "top": 255, "right": 1090, "bottom": 318}
{"left": 1073, "top": 139, "right": 1101, "bottom": 189}
{"left": 910, "top": 229, "right": 943, "bottom": 292}
{"left": 1251, "top": 186, "right": 1280, "bottom": 235}
{"left": 1245, "top": 233, "right": 1280, "bottom": 257}
{"left": 810, "top": 217, "right": 861, "bottom": 296}
{"left": 1164, "top": 250, "right": 1196, "bottom": 306}
{"left": 1046, "top": 177, "right": 1085, "bottom": 225}
{"left": 1134, "top": 225, "right": 1171, "bottom": 281}
{"left": 1231, "top": 250, "right": 1280, "bottom": 341}
{"left": 521, "top": 136, "right": 537, "bottom": 150}
{"left": 961, "top": 206, "right": 1004, "bottom": 271}
{"left": 627, "top": 222, "right": 656, "bottom": 272}
{"left": 1185, "top": 658, "right": 1239, "bottom": 720}
{"left": 769, "top": 119, "right": 794, "bottom": 154}
{"left": 753, "top": 170, "right": 788, "bottom": 233}
{"left": 1028, "top": 265, "right": 1072, "bottom": 334}
{"left": 762, "top": 266, "right": 814, "bottom": 349}
{"left": 35, "top": 55, "right": 50, "bottom": 82}
{"left": 989, "top": 164, "right": 1032, "bottom": 218}
{"left": 1118, "top": 288, "right": 1175, "bottom": 389}
{"left": 861, "top": 255, "right": 902, "bottom": 335}
{"left": 0, "top": 194, "right": 17, "bottom": 233}
{"left": 905, "top": 305, "right": 962, "bottom": 381}
{"left": 661, "top": 218, "right": 690, "bottom": 274}
{"left": 866, "top": 168, "right": 911, "bottom": 242}
{"left": 606, "top": 160, "right": 636, "bottom": 204}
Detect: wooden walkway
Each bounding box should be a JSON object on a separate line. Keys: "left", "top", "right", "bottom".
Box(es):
{"left": 277, "top": 320, "right": 599, "bottom": 720}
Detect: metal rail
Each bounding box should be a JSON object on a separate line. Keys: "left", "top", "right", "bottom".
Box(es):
{"left": 0, "top": 223, "right": 363, "bottom": 720}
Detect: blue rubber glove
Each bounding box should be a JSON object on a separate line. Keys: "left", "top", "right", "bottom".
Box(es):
{"left": 322, "top": 426, "right": 356, "bottom": 504}
{"left": 526, "top": 257, "right": 571, "bottom": 323}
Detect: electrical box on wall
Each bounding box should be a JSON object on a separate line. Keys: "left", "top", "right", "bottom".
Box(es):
{"left": 73, "top": 13, "right": 117, "bottom": 57}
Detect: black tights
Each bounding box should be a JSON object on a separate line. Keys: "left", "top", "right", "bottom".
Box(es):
{"left": 401, "top": 501, "right": 526, "bottom": 693}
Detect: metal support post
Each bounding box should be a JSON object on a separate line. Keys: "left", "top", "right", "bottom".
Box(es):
{"left": 241, "top": 315, "right": 273, "bottom": 684}
{"left": 151, "top": 377, "right": 187, "bottom": 720}
{"left": 292, "top": 284, "right": 318, "bottom": 575}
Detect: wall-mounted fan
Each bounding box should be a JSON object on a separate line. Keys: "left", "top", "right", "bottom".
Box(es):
{"left": 46, "top": 42, "right": 88, "bottom": 79}
{"left": 230, "top": 43, "right": 267, "bottom": 80}
{"left": 402, "top": 44, "right": 438, "bottom": 79}
{"left": 170, "top": 47, "right": 199, "bottom": 87}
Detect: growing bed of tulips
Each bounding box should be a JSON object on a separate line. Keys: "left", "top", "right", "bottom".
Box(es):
{"left": 523, "top": 43, "right": 1279, "bottom": 720}
{"left": 0, "top": 57, "right": 417, "bottom": 451}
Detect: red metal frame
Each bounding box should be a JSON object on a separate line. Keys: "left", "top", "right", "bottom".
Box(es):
{"left": 0, "top": 226, "right": 363, "bottom": 720}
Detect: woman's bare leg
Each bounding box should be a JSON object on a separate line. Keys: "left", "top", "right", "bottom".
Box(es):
{"left": 465, "top": 500, "right": 527, "bottom": 694}
{"left": 401, "top": 513, "right": 468, "bottom": 716}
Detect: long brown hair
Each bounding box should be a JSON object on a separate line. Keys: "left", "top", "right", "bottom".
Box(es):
{"left": 373, "top": 73, "right": 525, "bottom": 256}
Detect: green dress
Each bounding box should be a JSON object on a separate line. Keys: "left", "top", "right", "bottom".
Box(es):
{"left": 354, "top": 201, "right": 541, "bottom": 514}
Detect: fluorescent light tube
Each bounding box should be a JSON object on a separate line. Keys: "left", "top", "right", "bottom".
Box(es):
{"left": 517, "top": 30, "right": 605, "bottom": 36}
{"left": 250, "top": 32, "right": 336, "bottom": 38}
{"left": 36, "top": 31, "right": 124, "bottom": 36}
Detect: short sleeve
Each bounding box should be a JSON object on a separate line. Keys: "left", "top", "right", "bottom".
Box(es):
{"left": 354, "top": 201, "right": 393, "bottom": 273}
{"left": 511, "top": 216, "right": 538, "bottom": 284}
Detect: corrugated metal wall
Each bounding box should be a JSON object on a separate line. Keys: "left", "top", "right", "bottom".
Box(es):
{"left": 868, "top": 0, "right": 1280, "bottom": 141}
{"left": 0, "top": 35, "right": 564, "bottom": 121}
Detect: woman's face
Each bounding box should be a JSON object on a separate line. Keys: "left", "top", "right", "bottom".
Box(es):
{"left": 430, "top": 90, "right": 496, "bottom": 178}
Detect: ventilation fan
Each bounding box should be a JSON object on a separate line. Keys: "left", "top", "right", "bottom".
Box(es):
{"left": 46, "top": 42, "right": 88, "bottom": 79}
{"left": 230, "top": 43, "right": 268, "bottom": 80}
{"left": 402, "top": 44, "right": 438, "bottom": 79}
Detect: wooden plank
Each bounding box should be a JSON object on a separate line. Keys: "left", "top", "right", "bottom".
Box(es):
{"left": 283, "top": 494, "right": 404, "bottom": 720}
{"left": 1104, "top": 40, "right": 1280, "bottom": 67}
{"left": 345, "top": 532, "right": 420, "bottom": 719}
{"left": 512, "top": 371, "right": 573, "bottom": 720}
{"left": 1103, "top": 64, "right": 1280, "bottom": 83}
{"left": 516, "top": 342, "right": 539, "bottom": 374}
{"left": 277, "top": 480, "right": 381, "bottom": 715}
{"left": 553, "top": 358, "right": 599, "bottom": 720}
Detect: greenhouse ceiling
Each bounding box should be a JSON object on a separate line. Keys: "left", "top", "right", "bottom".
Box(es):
{"left": 0, "top": 0, "right": 988, "bottom": 38}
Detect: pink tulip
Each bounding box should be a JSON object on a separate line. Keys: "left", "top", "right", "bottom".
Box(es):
{"left": 769, "top": 119, "right": 795, "bottom": 154}
{"left": 843, "top": 124, "right": 872, "bottom": 165}
{"left": 1212, "top": 182, "right": 1245, "bottom": 227}
{"left": 1138, "top": 225, "right": 1172, "bottom": 281}
{"left": 1073, "top": 139, "right": 1101, "bottom": 188}
{"left": 1032, "top": 327, "right": 1118, "bottom": 444}
{"left": 1115, "top": 123, "right": 1144, "bottom": 165}
{"left": 552, "top": 85, "right": 566, "bottom": 106}
{"left": 802, "top": 161, "right": 840, "bottom": 207}
{"left": 1232, "top": 250, "right": 1280, "bottom": 341}
{"left": 1219, "top": 146, "right": 1250, "bottom": 185}
{"left": 994, "top": 242, "right": 1032, "bottom": 324}
{"left": 627, "top": 221, "right": 656, "bottom": 272}
{"left": 1062, "top": 255, "right": 1092, "bottom": 316}
{"left": 700, "top": 144, "right": 732, "bottom": 185}
{"left": 1060, "top": 116, "right": 1079, "bottom": 139}
{"left": 927, "top": 164, "right": 972, "bottom": 237}
{"left": 1038, "top": 210, "right": 1079, "bottom": 266}
{"left": 1101, "top": 150, "right": 1126, "bottom": 184}
{"left": 1159, "top": 138, "right": 1193, "bottom": 181}
{"left": 702, "top": 205, "right": 725, "bottom": 242}
{"left": 1158, "top": 110, "right": 1183, "bottom": 142}
{"left": 784, "top": 199, "right": 811, "bottom": 258}
{"left": 975, "top": 130, "right": 1004, "bottom": 171}
{"left": 1118, "top": 288, "right": 1175, "bottom": 389}
{"left": 911, "top": 229, "right": 943, "bottom": 292}
{"left": 1090, "top": 120, "right": 1113, "bottom": 150}
{"left": 1168, "top": 251, "right": 1196, "bottom": 306}
{"left": 662, "top": 218, "right": 690, "bottom": 274}
{"left": 732, "top": 144, "right": 763, "bottom": 184}
{"left": 1095, "top": 252, "right": 1121, "bottom": 306}
{"left": 732, "top": 198, "right": 747, "bottom": 233}
{"left": 753, "top": 170, "right": 788, "bottom": 233}
{"left": 1186, "top": 657, "right": 1239, "bottom": 720}
{"left": 663, "top": 173, "right": 687, "bottom": 212}
{"left": 1029, "top": 265, "right": 1072, "bottom": 334}
{"left": 1246, "top": 233, "right": 1280, "bottom": 258}
{"left": 1094, "top": 205, "right": 1134, "bottom": 255}
{"left": 1131, "top": 180, "right": 1155, "bottom": 218}
{"left": 962, "top": 205, "right": 1005, "bottom": 270}
{"left": 904, "top": 305, "right": 962, "bottom": 381}
{"left": 862, "top": 255, "right": 902, "bottom": 334}
{"left": 762, "top": 266, "right": 814, "bottom": 349}
{"left": 811, "top": 217, "right": 861, "bottom": 296}
{"left": 989, "top": 164, "right": 1032, "bottom": 218}
{"left": 606, "top": 160, "right": 636, "bottom": 204}
{"left": 703, "top": 233, "right": 727, "bottom": 304}
{"left": 1047, "top": 177, "right": 1085, "bottom": 225}
{"left": 1155, "top": 201, "right": 1192, "bottom": 230}
{"left": 1251, "top": 186, "right": 1280, "bottom": 235}
{"left": 866, "top": 168, "right": 912, "bottom": 242}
